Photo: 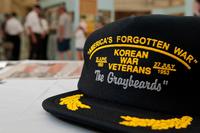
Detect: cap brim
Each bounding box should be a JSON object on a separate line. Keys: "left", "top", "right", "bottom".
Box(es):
{"left": 42, "top": 90, "right": 200, "bottom": 133}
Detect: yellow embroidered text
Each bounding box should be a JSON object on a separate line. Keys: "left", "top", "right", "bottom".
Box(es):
{"left": 96, "top": 57, "right": 107, "bottom": 67}
{"left": 59, "top": 94, "right": 91, "bottom": 111}
{"left": 119, "top": 115, "right": 193, "bottom": 130}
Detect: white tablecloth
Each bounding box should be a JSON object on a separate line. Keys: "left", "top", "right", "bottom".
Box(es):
{"left": 0, "top": 79, "right": 96, "bottom": 133}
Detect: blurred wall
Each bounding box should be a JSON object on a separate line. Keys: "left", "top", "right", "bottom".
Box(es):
{"left": 40, "top": 0, "right": 78, "bottom": 29}
{"left": 114, "top": 0, "right": 187, "bottom": 19}
{"left": 0, "top": 0, "right": 37, "bottom": 16}
{"left": 97, "top": 0, "right": 115, "bottom": 21}
{"left": 185, "top": 0, "right": 194, "bottom": 16}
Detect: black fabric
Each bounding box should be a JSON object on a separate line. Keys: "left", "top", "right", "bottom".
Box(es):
{"left": 42, "top": 15, "right": 200, "bottom": 133}
{"left": 40, "top": 35, "right": 49, "bottom": 60}
{"left": 7, "top": 34, "right": 21, "bottom": 60}
{"left": 29, "top": 33, "right": 42, "bottom": 60}
{"left": 43, "top": 90, "right": 200, "bottom": 133}
{"left": 57, "top": 39, "right": 71, "bottom": 52}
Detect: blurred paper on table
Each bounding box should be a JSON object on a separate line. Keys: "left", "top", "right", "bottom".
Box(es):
{"left": 0, "top": 61, "right": 84, "bottom": 79}
{"left": 0, "top": 62, "right": 7, "bottom": 69}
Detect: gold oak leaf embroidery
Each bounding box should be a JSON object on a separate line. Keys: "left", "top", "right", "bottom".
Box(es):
{"left": 59, "top": 94, "right": 91, "bottom": 111}
{"left": 119, "top": 115, "right": 193, "bottom": 130}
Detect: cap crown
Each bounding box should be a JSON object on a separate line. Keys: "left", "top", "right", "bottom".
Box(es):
{"left": 78, "top": 15, "right": 200, "bottom": 115}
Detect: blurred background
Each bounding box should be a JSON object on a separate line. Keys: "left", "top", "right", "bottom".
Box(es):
{"left": 0, "top": 0, "right": 199, "bottom": 61}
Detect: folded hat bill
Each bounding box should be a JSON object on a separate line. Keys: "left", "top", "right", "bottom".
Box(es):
{"left": 42, "top": 90, "right": 200, "bottom": 133}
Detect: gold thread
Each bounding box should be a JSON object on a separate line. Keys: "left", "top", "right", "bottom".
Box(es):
{"left": 89, "top": 44, "right": 191, "bottom": 70}
{"left": 153, "top": 66, "right": 177, "bottom": 72}
{"left": 59, "top": 94, "right": 91, "bottom": 111}
{"left": 119, "top": 115, "right": 193, "bottom": 130}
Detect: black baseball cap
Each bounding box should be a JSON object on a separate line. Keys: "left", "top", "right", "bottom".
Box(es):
{"left": 42, "top": 15, "right": 200, "bottom": 133}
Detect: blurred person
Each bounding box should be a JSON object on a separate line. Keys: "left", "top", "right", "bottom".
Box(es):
{"left": 1, "top": 14, "right": 11, "bottom": 42}
{"left": 47, "top": 11, "right": 58, "bottom": 60}
{"left": 57, "top": 5, "right": 72, "bottom": 60}
{"left": 95, "top": 20, "right": 106, "bottom": 30}
{"left": 0, "top": 24, "right": 3, "bottom": 44}
{"left": 194, "top": 0, "right": 200, "bottom": 16}
{"left": 79, "top": 15, "right": 88, "bottom": 33}
{"left": 0, "top": 21, "right": 4, "bottom": 60}
{"left": 40, "top": 13, "right": 49, "bottom": 60}
{"left": 1, "top": 14, "right": 13, "bottom": 60}
{"left": 75, "top": 22, "right": 87, "bottom": 60}
{"left": 25, "top": 5, "right": 42, "bottom": 60}
{"left": 5, "top": 12, "right": 23, "bottom": 60}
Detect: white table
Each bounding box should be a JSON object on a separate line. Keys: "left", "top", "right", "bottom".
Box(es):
{"left": 0, "top": 79, "right": 96, "bottom": 133}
